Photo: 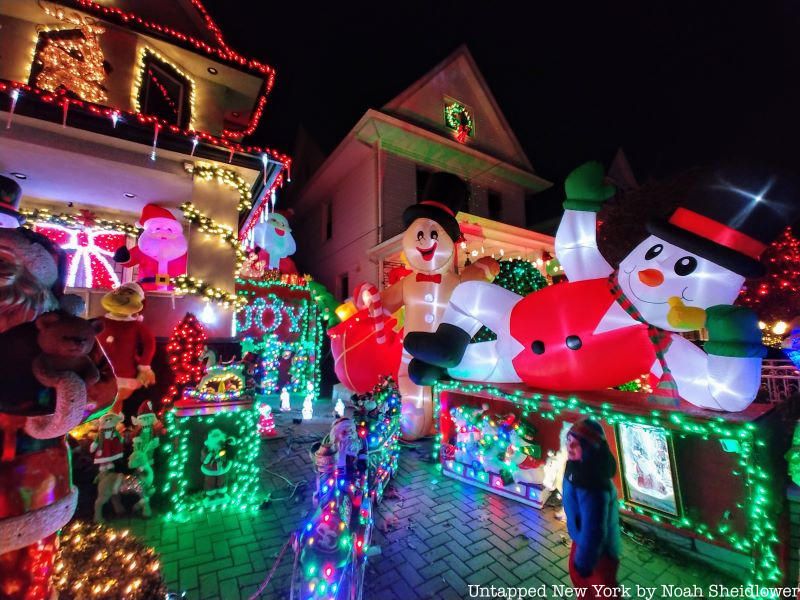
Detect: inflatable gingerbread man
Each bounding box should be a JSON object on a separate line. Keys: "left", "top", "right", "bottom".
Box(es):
{"left": 380, "top": 172, "right": 498, "bottom": 439}
{"left": 407, "top": 163, "right": 798, "bottom": 412}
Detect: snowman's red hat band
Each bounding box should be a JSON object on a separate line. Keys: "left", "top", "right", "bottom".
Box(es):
{"left": 420, "top": 200, "right": 455, "bottom": 217}
{"left": 668, "top": 208, "right": 767, "bottom": 261}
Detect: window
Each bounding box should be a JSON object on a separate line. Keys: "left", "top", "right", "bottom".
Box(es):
{"left": 323, "top": 201, "right": 333, "bottom": 241}
{"left": 136, "top": 50, "right": 192, "bottom": 128}
{"left": 488, "top": 190, "right": 502, "bottom": 220}
{"left": 338, "top": 272, "right": 349, "bottom": 301}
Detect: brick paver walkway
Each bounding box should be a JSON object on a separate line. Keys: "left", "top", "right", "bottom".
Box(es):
{"left": 99, "top": 411, "right": 735, "bottom": 599}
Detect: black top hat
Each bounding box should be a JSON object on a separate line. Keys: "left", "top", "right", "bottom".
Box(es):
{"left": 402, "top": 172, "right": 467, "bottom": 241}
{"left": 647, "top": 168, "right": 800, "bottom": 278}
{"left": 0, "top": 175, "right": 24, "bottom": 225}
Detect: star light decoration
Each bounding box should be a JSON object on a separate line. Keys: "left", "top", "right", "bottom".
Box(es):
{"left": 32, "top": 210, "right": 127, "bottom": 289}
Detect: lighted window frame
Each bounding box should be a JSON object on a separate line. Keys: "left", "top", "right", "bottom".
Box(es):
{"left": 134, "top": 48, "right": 195, "bottom": 130}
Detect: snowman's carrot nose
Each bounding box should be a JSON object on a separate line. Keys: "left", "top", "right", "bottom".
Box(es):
{"left": 638, "top": 268, "right": 664, "bottom": 287}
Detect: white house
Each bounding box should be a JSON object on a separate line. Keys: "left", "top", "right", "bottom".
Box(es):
{"left": 290, "top": 45, "right": 554, "bottom": 300}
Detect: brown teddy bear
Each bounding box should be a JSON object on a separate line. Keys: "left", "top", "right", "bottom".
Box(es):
{"left": 33, "top": 311, "right": 103, "bottom": 386}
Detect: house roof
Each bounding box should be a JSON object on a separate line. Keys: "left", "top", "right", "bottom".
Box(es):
{"left": 381, "top": 45, "right": 534, "bottom": 172}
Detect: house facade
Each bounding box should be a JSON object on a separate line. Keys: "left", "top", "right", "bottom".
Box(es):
{"left": 0, "top": 0, "right": 288, "bottom": 337}
{"left": 291, "top": 46, "right": 553, "bottom": 300}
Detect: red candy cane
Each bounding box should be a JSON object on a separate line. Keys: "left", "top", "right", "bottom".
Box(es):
{"left": 354, "top": 283, "right": 386, "bottom": 345}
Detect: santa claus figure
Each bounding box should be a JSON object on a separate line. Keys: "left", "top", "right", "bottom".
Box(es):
{"left": 90, "top": 411, "right": 124, "bottom": 472}
{"left": 252, "top": 210, "right": 298, "bottom": 274}
{"left": 97, "top": 282, "right": 156, "bottom": 413}
{"left": 114, "top": 204, "right": 188, "bottom": 291}
{"left": 380, "top": 172, "right": 499, "bottom": 440}
{"left": 407, "top": 163, "right": 799, "bottom": 413}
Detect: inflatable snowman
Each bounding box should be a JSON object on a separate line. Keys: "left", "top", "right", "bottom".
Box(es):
{"left": 253, "top": 211, "right": 298, "bottom": 274}
{"left": 406, "top": 162, "right": 798, "bottom": 412}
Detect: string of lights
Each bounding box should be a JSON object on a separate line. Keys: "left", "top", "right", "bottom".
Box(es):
{"left": 431, "top": 381, "right": 781, "bottom": 587}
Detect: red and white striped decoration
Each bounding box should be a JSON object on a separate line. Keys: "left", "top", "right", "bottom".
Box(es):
{"left": 354, "top": 283, "right": 386, "bottom": 345}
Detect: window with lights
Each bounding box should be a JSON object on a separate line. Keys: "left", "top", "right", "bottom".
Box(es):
{"left": 136, "top": 51, "right": 192, "bottom": 129}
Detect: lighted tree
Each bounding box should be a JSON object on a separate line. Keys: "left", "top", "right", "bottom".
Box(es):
{"left": 472, "top": 259, "right": 548, "bottom": 342}
{"left": 33, "top": 25, "right": 109, "bottom": 104}
{"left": 160, "top": 313, "right": 208, "bottom": 412}
{"left": 738, "top": 227, "right": 800, "bottom": 323}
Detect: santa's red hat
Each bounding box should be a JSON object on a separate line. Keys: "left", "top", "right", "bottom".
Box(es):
{"left": 137, "top": 400, "right": 155, "bottom": 417}
{"left": 137, "top": 204, "right": 176, "bottom": 227}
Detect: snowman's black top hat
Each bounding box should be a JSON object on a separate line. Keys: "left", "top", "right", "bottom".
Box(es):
{"left": 647, "top": 168, "right": 800, "bottom": 278}
{"left": 403, "top": 172, "right": 467, "bottom": 242}
{"left": 0, "top": 175, "right": 24, "bottom": 225}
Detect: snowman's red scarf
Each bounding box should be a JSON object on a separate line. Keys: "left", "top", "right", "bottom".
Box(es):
{"left": 608, "top": 273, "right": 680, "bottom": 405}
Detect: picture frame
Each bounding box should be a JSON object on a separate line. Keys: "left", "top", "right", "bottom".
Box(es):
{"left": 615, "top": 422, "right": 682, "bottom": 517}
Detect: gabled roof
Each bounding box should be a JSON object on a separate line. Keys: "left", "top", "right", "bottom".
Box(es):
{"left": 382, "top": 45, "right": 534, "bottom": 172}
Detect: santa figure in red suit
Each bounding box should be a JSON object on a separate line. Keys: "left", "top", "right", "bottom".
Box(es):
{"left": 97, "top": 282, "right": 156, "bottom": 413}
{"left": 90, "top": 412, "right": 124, "bottom": 472}
{"left": 114, "top": 204, "right": 188, "bottom": 291}
{"left": 407, "top": 162, "right": 799, "bottom": 413}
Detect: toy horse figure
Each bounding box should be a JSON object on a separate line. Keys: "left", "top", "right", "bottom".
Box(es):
{"left": 94, "top": 440, "right": 154, "bottom": 521}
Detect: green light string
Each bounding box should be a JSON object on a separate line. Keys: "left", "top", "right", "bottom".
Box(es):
{"left": 431, "top": 381, "right": 780, "bottom": 587}
{"left": 162, "top": 406, "right": 260, "bottom": 519}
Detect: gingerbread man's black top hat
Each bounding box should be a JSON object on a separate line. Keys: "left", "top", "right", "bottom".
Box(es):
{"left": 402, "top": 172, "right": 467, "bottom": 242}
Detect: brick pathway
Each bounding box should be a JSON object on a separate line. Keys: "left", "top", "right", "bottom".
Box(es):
{"left": 100, "top": 411, "right": 734, "bottom": 599}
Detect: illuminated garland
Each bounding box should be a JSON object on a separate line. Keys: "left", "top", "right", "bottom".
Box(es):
{"left": 163, "top": 404, "right": 260, "bottom": 518}
{"left": 21, "top": 207, "right": 139, "bottom": 235}
{"left": 180, "top": 202, "right": 246, "bottom": 269}
{"left": 432, "top": 381, "right": 780, "bottom": 587}
{"left": 186, "top": 163, "right": 253, "bottom": 212}
{"left": 54, "top": 522, "right": 165, "bottom": 599}
{"left": 174, "top": 275, "right": 245, "bottom": 309}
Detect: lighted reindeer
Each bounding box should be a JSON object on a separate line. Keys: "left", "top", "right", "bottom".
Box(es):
{"left": 94, "top": 438, "right": 155, "bottom": 521}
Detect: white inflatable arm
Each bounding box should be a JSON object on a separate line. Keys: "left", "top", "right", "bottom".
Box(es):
{"left": 555, "top": 209, "right": 613, "bottom": 282}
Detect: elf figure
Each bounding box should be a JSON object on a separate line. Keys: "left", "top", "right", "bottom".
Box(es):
{"left": 131, "top": 400, "right": 163, "bottom": 460}
{"left": 90, "top": 412, "right": 124, "bottom": 472}
{"left": 380, "top": 172, "right": 499, "bottom": 440}
{"left": 201, "top": 429, "right": 234, "bottom": 505}
{"left": 97, "top": 283, "right": 156, "bottom": 413}
{"left": 252, "top": 210, "right": 298, "bottom": 274}
{"left": 407, "top": 163, "right": 799, "bottom": 412}
{"left": 114, "top": 204, "right": 188, "bottom": 291}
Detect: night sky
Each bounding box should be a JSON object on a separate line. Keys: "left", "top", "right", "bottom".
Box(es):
{"left": 205, "top": 1, "right": 798, "bottom": 185}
